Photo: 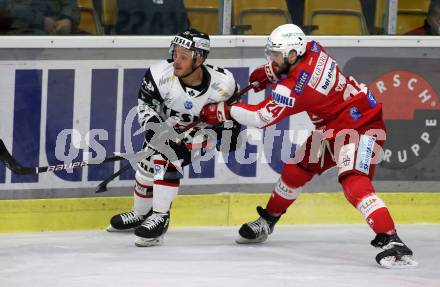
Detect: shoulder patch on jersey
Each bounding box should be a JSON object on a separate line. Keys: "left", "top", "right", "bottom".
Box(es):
{"left": 316, "top": 59, "right": 337, "bottom": 96}
{"left": 142, "top": 78, "right": 155, "bottom": 93}
{"left": 210, "top": 81, "right": 230, "bottom": 98}
{"left": 310, "top": 40, "right": 321, "bottom": 53}
{"left": 293, "top": 70, "right": 310, "bottom": 96}
{"left": 308, "top": 51, "right": 328, "bottom": 89}
{"left": 271, "top": 84, "right": 295, "bottom": 107}
{"left": 207, "top": 65, "right": 236, "bottom": 100}
{"left": 149, "top": 61, "right": 174, "bottom": 87}
{"left": 158, "top": 74, "right": 175, "bottom": 87}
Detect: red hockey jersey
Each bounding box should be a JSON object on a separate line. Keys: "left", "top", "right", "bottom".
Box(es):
{"left": 231, "top": 41, "right": 384, "bottom": 137}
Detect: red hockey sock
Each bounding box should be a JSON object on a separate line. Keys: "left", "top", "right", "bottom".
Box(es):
{"left": 367, "top": 208, "right": 396, "bottom": 234}
{"left": 266, "top": 164, "right": 314, "bottom": 216}
{"left": 341, "top": 174, "right": 395, "bottom": 234}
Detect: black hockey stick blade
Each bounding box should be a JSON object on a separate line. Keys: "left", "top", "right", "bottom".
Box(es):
{"left": 95, "top": 164, "right": 132, "bottom": 193}
{"left": 95, "top": 183, "right": 108, "bottom": 193}
{"left": 0, "top": 139, "right": 36, "bottom": 175}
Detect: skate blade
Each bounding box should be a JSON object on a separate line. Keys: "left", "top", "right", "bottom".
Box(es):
{"left": 135, "top": 236, "right": 164, "bottom": 247}
{"left": 379, "top": 255, "right": 419, "bottom": 269}
{"left": 106, "top": 225, "right": 134, "bottom": 232}
{"left": 235, "top": 235, "right": 267, "bottom": 244}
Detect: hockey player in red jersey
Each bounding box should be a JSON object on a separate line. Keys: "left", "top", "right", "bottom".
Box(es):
{"left": 200, "top": 24, "right": 417, "bottom": 268}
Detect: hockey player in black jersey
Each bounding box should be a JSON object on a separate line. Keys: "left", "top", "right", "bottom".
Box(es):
{"left": 107, "top": 29, "right": 241, "bottom": 247}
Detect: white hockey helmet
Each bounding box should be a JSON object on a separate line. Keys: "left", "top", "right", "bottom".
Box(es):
{"left": 265, "top": 24, "right": 306, "bottom": 59}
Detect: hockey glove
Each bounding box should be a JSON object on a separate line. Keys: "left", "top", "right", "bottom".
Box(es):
{"left": 249, "top": 62, "right": 279, "bottom": 92}
{"left": 200, "top": 101, "right": 231, "bottom": 126}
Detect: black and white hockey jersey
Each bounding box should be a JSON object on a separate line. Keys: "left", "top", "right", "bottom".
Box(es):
{"left": 138, "top": 60, "right": 238, "bottom": 132}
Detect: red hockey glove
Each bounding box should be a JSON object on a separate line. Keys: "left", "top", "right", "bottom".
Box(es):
{"left": 200, "top": 102, "right": 231, "bottom": 126}
{"left": 249, "top": 62, "right": 279, "bottom": 92}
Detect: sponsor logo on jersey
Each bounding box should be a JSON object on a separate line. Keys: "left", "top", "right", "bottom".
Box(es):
{"left": 350, "top": 106, "right": 362, "bottom": 120}
{"left": 158, "top": 74, "right": 174, "bottom": 86}
{"left": 368, "top": 70, "right": 440, "bottom": 170}
{"left": 172, "top": 36, "right": 192, "bottom": 49}
{"left": 184, "top": 100, "right": 193, "bottom": 109}
{"left": 272, "top": 92, "right": 293, "bottom": 107}
{"left": 210, "top": 81, "right": 230, "bottom": 98}
{"left": 308, "top": 51, "right": 328, "bottom": 88}
{"left": 335, "top": 72, "right": 346, "bottom": 92}
{"left": 293, "top": 70, "right": 310, "bottom": 95}
{"left": 162, "top": 104, "right": 197, "bottom": 123}
{"left": 310, "top": 41, "right": 321, "bottom": 53}
{"left": 355, "top": 135, "right": 375, "bottom": 174}
{"left": 271, "top": 85, "right": 294, "bottom": 107}
{"left": 367, "top": 90, "right": 377, "bottom": 107}
{"left": 316, "top": 59, "right": 337, "bottom": 95}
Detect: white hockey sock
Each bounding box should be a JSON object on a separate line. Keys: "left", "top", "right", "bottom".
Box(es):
{"left": 152, "top": 183, "right": 179, "bottom": 213}
{"left": 152, "top": 158, "right": 180, "bottom": 213}
{"left": 133, "top": 169, "right": 153, "bottom": 216}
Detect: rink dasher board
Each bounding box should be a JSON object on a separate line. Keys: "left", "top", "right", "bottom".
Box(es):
{"left": 0, "top": 192, "right": 439, "bottom": 232}
{"left": 1, "top": 36, "right": 440, "bottom": 196}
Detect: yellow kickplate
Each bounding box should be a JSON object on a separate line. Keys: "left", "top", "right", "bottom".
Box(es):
{"left": 0, "top": 192, "right": 439, "bottom": 232}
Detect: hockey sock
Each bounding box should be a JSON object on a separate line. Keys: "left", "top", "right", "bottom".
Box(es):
{"left": 266, "top": 164, "right": 314, "bottom": 216}
{"left": 133, "top": 169, "right": 153, "bottom": 216}
{"left": 341, "top": 174, "right": 395, "bottom": 234}
{"left": 152, "top": 159, "right": 180, "bottom": 213}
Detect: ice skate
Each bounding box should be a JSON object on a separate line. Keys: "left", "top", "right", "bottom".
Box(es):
{"left": 134, "top": 211, "right": 170, "bottom": 247}
{"left": 107, "top": 210, "right": 151, "bottom": 232}
{"left": 236, "top": 206, "right": 281, "bottom": 244}
{"left": 371, "top": 233, "right": 418, "bottom": 269}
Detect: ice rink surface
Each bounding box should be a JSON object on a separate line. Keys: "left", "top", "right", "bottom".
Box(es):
{"left": 0, "top": 224, "right": 439, "bottom": 287}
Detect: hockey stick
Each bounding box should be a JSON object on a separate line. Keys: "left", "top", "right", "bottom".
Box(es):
{"left": 95, "top": 163, "right": 132, "bottom": 193}
{"left": 92, "top": 82, "right": 257, "bottom": 193}
{"left": 228, "top": 81, "right": 256, "bottom": 104}
{"left": 0, "top": 139, "right": 151, "bottom": 175}
{"left": 0, "top": 83, "right": 257, "bottom": 176}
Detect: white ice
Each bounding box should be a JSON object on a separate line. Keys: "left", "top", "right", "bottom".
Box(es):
{"left": 0, "top": 224, "right": 439, "bottom": 287}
